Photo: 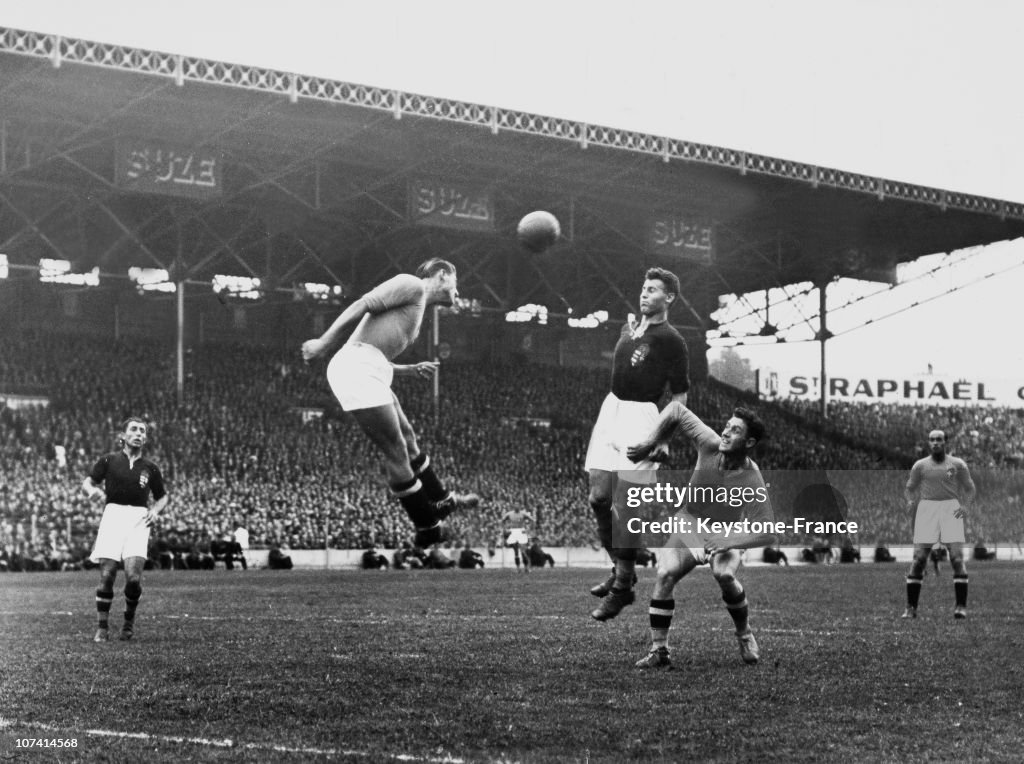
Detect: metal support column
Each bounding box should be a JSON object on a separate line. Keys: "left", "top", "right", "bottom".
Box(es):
{"left": 818, "top": 281, "right": 829, "bottom": 420}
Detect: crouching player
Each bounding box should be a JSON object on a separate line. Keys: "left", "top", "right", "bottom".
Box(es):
{"left": 627, "top": 403, "right": 775, "bottom": 669}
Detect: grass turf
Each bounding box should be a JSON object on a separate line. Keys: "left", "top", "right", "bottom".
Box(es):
{"left": 2, "top": 563, "right": 1023, "bottom": 762}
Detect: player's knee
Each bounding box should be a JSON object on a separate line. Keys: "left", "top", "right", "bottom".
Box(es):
{"left": 588, "top": 490, "right": 612, "bottom": 514}
{"left": 382, "top": 457, "right": 415, "bottom": 484}
{"left": 714, "top": 569, "right": 736, "bottom": 587}
{"left": 655, "top": 561, "right": 680, "bottom": 586}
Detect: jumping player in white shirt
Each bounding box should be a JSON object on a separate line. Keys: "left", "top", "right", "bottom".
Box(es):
{"left": 301, "top": 258, "right": 479, "bottom": 547}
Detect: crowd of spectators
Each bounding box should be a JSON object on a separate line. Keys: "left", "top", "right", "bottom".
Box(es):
{"left": 780, "top": 398, "right": 1024, "bottom": 469}
{"left": 2, "top": 327, "right": 1023, "bottom": 569}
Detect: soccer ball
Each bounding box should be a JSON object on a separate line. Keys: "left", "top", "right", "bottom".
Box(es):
{"left": 517, "top": 211, "right": 561, "bottom": 253}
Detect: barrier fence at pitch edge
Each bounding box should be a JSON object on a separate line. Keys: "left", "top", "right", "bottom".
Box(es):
{"left": 221, "top": 545, "right": 1024, "bottom": 570}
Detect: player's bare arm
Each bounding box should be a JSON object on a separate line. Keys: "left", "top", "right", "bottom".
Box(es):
{"left": 626, "top": 398, "right": 688, "bottom": 462}
{"left": 704, "top": 530, "right": 777, "bottom": 556}
{"left": 955, "top": 464, "right": 977, "bottom": 519}
{"left": 82, "top": 477, "right": 104, "bottom": 502}
{"left": 301, "top": 296, "right": 371, "bottom": 361}
{"left": 392, "top": 361, "right": 439, "bottom": 379}
{"left": 904, "top": 465, "right": 921, "bottom": 515}
{"left": 145, "top": 494, "right": 169, "bottom": 527}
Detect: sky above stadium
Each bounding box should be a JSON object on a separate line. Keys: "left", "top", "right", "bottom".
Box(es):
{"left": 2, "top": 0, "right": 1022, "bottom": 387}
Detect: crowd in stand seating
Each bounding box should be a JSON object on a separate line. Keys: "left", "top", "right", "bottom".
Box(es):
{"left": 780, "top": 398, "right": 1024, "bottom": 469}
{"left": 2, "top": 328, "right": 1023, "bottom": 568}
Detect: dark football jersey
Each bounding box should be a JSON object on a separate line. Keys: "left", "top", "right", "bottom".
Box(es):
{"left": 89, "top": 452, "right": 166, "bottom": 507}
{"left": 610, "top": 321, "right": 690, "bottom": 403}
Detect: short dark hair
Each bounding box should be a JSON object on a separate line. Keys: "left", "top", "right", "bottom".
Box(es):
{"left": 416, "top": 258, "right": 457, "bottom": 279}
{"left": 733, "top": 406, "right": 766, "bottom": 446}
{"left": 120, "top": 416, "right": 148, "bottom": 433}
{"left": 116, "top": 416, "right": 148, "bottom": 448}
{"left": 645, "top": 267, "right": 680, "bottom": 299}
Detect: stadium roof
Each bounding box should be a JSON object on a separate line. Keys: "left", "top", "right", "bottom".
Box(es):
{"left": 2, "top": 26, "right": 1024, "bottom": 327}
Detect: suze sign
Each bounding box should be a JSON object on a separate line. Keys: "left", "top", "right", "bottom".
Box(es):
{"left": 116, "top": 141, "right": 222, "bottom": 199}
{"left": 409, "top": 178, "right": 494, "bottom": 232}
{"left": 649, "top": 214, "right": 714, "bottom": 264}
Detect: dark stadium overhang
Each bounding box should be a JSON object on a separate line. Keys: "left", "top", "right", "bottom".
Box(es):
{"left": 2, "top": 26, "right": 1023, "bottom": 329}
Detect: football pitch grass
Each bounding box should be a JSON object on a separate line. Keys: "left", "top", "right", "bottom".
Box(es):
{"left": 2, "top": 563, "right": 1023, "bottom": 763}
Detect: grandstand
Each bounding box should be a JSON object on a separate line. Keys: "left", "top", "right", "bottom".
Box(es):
{"left": 2, "top": 27, "right": 1024, "bottom": 568}
{"left": 3, "top": 330, "right": 1024, "bottom": 570}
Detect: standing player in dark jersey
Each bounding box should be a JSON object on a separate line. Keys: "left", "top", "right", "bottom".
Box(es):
{"left": 628, "top": 403, "right": 775, "bottom": 668}
{"left": 83, "top": 417, "right": 168, "bottom": 642}
{"left": 586, "top": 267, "right": 690, "bottom": 621}
{"left": 902, "top": 429, "right": 976, "bottom": 619}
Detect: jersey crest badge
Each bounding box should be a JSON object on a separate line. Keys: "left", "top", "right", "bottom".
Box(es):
{"left": 631, "top": 344, "right": 650, "bottom": 367}
{"left": 139, "top": 470, "right": 149, "bottom": 488}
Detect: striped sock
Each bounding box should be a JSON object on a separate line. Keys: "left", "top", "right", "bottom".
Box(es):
{"left": 95, "top": 587, "right": 113, "bottom": 629}
{"left": 722, "top": 587, "right": 749, "bottom": 633}
{"left": 649, "top": 599, "right": 675, "bottom": 650}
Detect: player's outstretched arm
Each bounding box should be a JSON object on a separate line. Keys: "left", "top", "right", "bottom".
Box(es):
{"left": 626, "top": 439, "right": 670, "bottom": 464}
{"left": 626, "top": 400, "right": 689, "bottom": 463}
{"left": 301, "top": 297, "right": 369, "bottom": 361}
{"left": 82, "top": 476, "right": 104, "bottom": 502}
{"left": 392, "top": 361, "right": 439, "bottom": 379}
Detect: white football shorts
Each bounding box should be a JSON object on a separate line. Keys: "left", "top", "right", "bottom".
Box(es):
{"left": 505, "top": 528, "right": 529, "bottom": 546}
{"left": 584, "top": 393, "right": 661, "bottom": 482}
{"left": 90, "top": 503, "right": 151, "bottom": 562}
{"left": 913, "top": 499, "right": 965, "bottom": 544}
{"left": 327, "top": 342, "right": 395, "bottom": 411}
{"left": 665, "top": 529, "right": 747, "bottom": 568}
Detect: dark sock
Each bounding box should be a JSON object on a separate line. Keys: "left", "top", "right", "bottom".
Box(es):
{"left": 613, "top": 557, "right": 636, "bottom": 592}
{"left": 124, "top": 581, "right": 142, "bottom": 622}
{"left": 391, "top": 477, "right": 434, "bottom": 527}
{"left": 906, "top": 575, "right": 923, "bottom": 608}
{"left": 954, "top": 575, "right": 968, "bottom": 608}
{"left": 411, "top": 454, "right": 448, "bottom": 503}
{"left": 591, "top": 502, "right": 614, "bottom": 555}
